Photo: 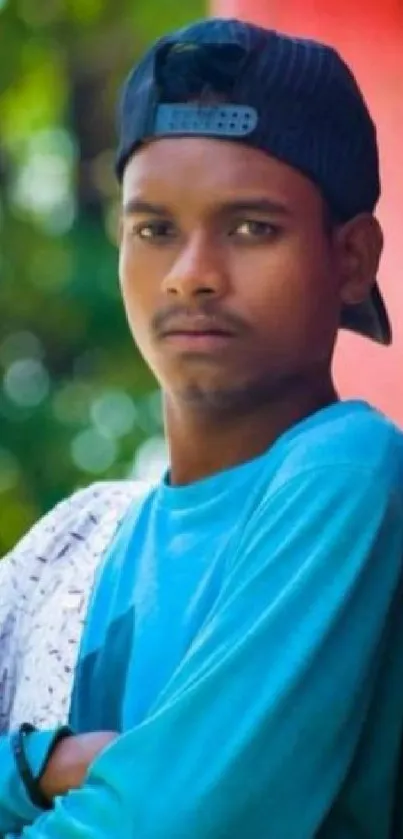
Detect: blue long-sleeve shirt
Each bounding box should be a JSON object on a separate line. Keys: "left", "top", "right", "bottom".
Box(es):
{"left": 2, "top": 401, "right": 403, "bottom": 838}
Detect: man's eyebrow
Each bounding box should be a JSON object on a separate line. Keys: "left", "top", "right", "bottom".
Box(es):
{"left": 123, "top": 197, "right": 292, "bottom": 217}
{"left": 123, "top": 200, "right": 169, "bottom": 216}
{"left": 219, "top": 199, "right": 292, "bottom": 216}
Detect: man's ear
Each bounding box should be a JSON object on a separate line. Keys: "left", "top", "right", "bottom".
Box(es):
{"left": 336, "top": 214, "right": 383, "bottom": 305}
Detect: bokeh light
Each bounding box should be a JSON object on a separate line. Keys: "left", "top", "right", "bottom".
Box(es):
{"left": 131, "top": 436, "right": 168, "bottom": 482}
{"left": 71, "top": 428, "right": 118, "bottom": 474}
{"left": 90, "top": 389, "right": 137, "bottom": 439}
{"left": 3, "top": 358, "right": 50, "bottom": 407}
{"left": 12, "top": 129, "right": 76, "bottom": 233}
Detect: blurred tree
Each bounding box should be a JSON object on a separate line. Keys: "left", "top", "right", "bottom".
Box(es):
{"left": 0, "top": 0, "right": 205, "bottom": 555}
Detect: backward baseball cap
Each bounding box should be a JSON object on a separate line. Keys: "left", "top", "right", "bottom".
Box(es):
{"left": 116, "top": 17, "right": 392, "bottom": 346}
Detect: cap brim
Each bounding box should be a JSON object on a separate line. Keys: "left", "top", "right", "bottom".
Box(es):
{"left": 340, "top": 281, "right": 392, "bottom": 346}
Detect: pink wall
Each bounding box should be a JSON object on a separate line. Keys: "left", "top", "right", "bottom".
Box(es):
{"left": 212, "top": 0, "right": 403, "bottom": 424}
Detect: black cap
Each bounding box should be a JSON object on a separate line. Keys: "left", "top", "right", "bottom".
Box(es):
{"left": 116, "top": 18, "right": 392, "bottom": 346}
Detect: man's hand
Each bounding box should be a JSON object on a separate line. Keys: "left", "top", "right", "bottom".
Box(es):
{"left": 39, "top": 731, "right": 118, "bottom": 800}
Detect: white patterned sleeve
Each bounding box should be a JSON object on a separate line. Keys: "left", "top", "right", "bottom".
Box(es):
{"left": 0, "top": 482, "right": 138, "bottom": 732}
{"left": 0, "top": 492, "right": 88, "bottom": 731}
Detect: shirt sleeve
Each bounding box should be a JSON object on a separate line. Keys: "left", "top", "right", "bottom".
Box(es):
{"left": 0, "top": 729, "right": 68, "bottom": 838}
{"left": 0, "top": 481, "right": 138, "bottom": 838}
{"left": 19, "top": 464, "right": 403, "bottom": 839}
{"left": 0, "top": 485, "right": 113, "bottom": 838}
{"left": 0, "top": 489, "right": 90, "bottom": 731}
{"left": 0, "top": 495, "right": 82, "bottom": 838}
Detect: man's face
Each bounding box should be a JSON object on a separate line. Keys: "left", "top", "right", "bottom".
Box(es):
{"left": 120, "top": 138, "right": 344, "bottom": 412}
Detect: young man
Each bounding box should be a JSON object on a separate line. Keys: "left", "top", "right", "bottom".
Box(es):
{"left": 1, "top": 17, "right": 403, "bottom": 839}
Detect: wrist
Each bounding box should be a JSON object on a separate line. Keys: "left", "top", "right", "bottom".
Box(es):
{"left": 12, "top": 724, "right": 74, "bottom": 809}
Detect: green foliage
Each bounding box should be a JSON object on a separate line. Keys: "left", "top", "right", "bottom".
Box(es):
{"left": 0, "top": 0, "right": 205, "bottom": 555}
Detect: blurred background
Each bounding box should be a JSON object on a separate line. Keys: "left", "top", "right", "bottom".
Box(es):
{"left": 2, "top": 0, "right": 402, "bottom": 555}
{"left": 0, "top": 0, "right": 204, "bottom": 555}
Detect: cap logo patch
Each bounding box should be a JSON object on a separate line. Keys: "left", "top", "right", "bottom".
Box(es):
{"left": 153, "top": 104, "right": 258, "bottom": 137}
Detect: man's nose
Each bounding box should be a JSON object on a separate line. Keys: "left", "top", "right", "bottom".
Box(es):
{"left": 161, "top": 234, "right": 230, "bottom": 300}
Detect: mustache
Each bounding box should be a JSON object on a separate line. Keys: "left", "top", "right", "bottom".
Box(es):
{"left": 151, "top": 302, "right": 250, "bottom": 338}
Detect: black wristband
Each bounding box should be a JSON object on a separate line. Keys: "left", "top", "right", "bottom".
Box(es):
{"left": 12, "top": 722, "right": 73, "bottom": 810}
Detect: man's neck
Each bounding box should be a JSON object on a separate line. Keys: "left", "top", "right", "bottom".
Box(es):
{"left": 164, "top": 382, "right": 338, "bottom": 486}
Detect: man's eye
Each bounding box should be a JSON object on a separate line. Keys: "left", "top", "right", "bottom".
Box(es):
{"left": 231, "top": 220, "right": 279, "bottom": 239}
{"left": 131, "top": 220, "right": 177, "bottom": 240}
